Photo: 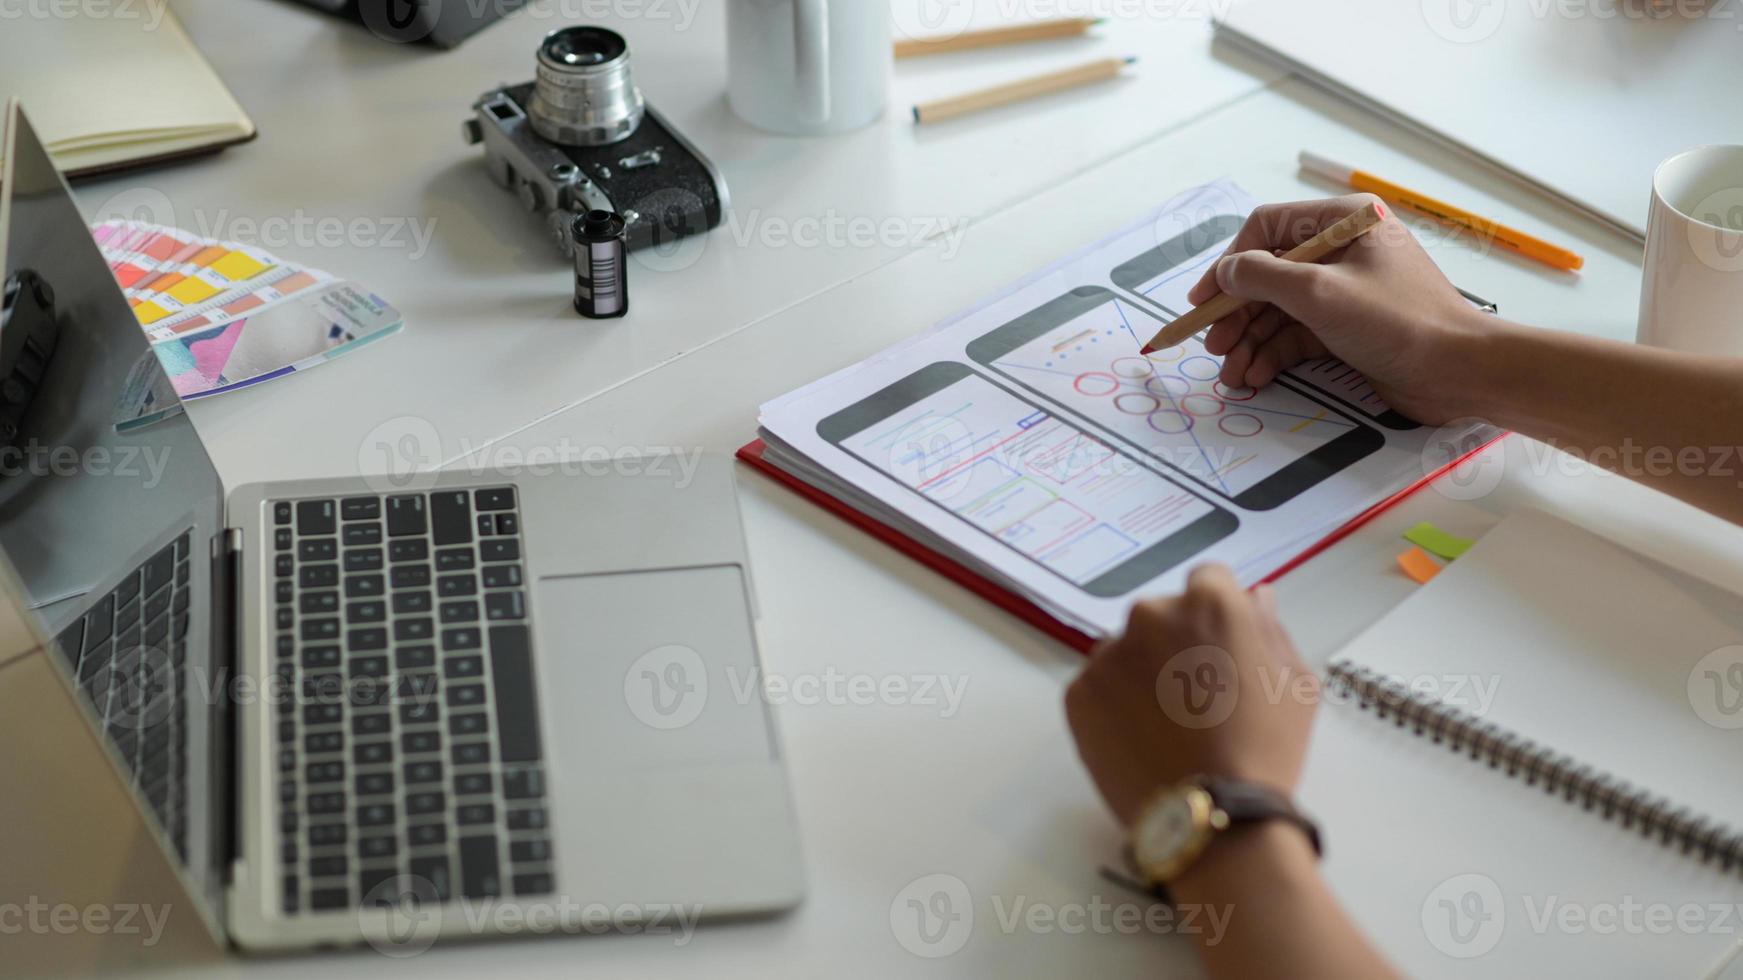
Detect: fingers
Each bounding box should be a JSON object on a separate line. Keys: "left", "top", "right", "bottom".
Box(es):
{"left": 1217, "top": 307, "right": 1286, "bottom": 387}
{"left": 1244, "top": 321, "right": 1327, "bottom": 388}
{"left": 1186, "top": 194, "right": 1383, "bottom": 307}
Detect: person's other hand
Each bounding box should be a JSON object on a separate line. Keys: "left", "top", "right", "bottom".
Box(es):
{"left": 1065, "top": 565, "right": 1317, "bottom": 826}
{"left": 1185, "top": 194, "right": 1494, "bottom": 425}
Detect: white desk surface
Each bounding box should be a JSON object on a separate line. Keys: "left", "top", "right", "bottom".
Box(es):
{"left": 76, "top": 1, "right": 1743, "bottom": 977}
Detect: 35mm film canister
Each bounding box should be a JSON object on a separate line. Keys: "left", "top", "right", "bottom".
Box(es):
{"left": 572, "top": 210, "right": 629, "bottom": 319}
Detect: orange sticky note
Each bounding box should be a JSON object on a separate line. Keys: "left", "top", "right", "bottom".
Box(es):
{"left": 1396, "top": 546, "right": 1443, "bottom": 585}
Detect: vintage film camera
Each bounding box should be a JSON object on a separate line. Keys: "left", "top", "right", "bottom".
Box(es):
{"left": 464, "top": 26, "right": 729, "bottom": 258}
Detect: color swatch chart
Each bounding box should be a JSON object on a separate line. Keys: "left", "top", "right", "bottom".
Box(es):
{"left": 92, "top": 220, "right": 332, "bottom": 340}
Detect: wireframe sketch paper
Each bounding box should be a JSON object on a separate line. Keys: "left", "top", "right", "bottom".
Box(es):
{"left": 756, "top": 181, "right": 1495, "bottom": 635}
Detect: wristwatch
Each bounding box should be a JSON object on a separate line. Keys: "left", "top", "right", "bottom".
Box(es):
{"left": 1128, "top": 776, "right": 1322, "bottom": 885}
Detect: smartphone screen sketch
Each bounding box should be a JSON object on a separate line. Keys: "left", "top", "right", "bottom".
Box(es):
{"left": 816, "top": 362, "right": 1237, "bottom": 598}
{"left": 1109, "top": 214, "right": 1421, "bottom": 431}
{"left": 965, "top": 287, "right": 1383, "bottom": 511}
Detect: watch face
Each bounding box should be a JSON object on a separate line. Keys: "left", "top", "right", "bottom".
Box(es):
{"left": 1135, "top": 793, "right": 1198, "bottom": 866}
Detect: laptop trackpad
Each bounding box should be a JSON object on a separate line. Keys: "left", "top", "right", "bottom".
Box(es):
{"left": 533, "top": 565, "right": 774, "bottom": 769}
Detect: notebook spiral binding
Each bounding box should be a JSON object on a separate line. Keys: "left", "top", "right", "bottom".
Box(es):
{"left": 1327, "top": 661, "right": 1743, "bottom": 873}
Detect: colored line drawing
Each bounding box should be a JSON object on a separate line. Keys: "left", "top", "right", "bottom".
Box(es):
{"left": 1116, "top": 392, "right": 1163, "bottom": 416}
{"left": 1289, "top": 410, "right": 1330, "bottom": 433}
{"left": 1052, "top": 328, "right": 1095, "bottom": 352}
{"left": 1182, "top": 393, "right": 1225, "bottom": 417}
{"left": 1073, "top": 371, "right": 1119, "bottom": 397}
{"left": 1111, "top": 355, "right": 1155, "bottom": 379}
{"left": 1147, "top": 374, "right": 1191, "bottom": 400}
{"left": 1219, "top": 413, "right": 1263, "bottom": 437}
{"left": 1147, "top": 409, "right": 1194, "bottom": 435}
{"left": 1178, "top": 355, "right": 1221, "bottom": 381}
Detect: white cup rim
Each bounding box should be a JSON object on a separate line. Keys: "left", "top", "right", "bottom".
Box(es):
{"left": 1653, "top": 144, "right": 1743, "bottom": 234}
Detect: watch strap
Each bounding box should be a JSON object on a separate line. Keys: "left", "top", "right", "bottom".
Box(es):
{"left": 1198, "top": 775, "right": 1323, "bottom": 858}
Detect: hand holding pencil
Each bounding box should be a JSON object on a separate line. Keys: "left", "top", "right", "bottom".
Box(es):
{"left": 1167, "top": 195, "right": 1497, "bottom": 426}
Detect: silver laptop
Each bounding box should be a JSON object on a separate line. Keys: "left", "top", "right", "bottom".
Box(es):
{"left": 0, "top": 101, "right": 802, "bottom": 953}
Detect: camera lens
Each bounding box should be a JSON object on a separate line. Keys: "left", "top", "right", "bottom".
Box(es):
{"left": 529, "top": 27, "right": 644, "bottom": 148}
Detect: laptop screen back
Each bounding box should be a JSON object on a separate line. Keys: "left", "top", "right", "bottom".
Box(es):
{"left": 0, "top": 101, "right": 227, "bottom": 918}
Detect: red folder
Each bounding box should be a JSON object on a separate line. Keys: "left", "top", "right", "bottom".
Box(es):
{"left": 737, "top": 435, "right": 1503, "bottom": 653}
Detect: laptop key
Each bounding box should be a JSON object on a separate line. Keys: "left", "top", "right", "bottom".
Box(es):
{"left": 143, "top": 546, "right": 176, "bottom": 594}
{"left": 389, "top": 540, "right": 429, "bottom": 563}
{"left": 440, "top": 601, "right": 479, "bottom": 624}
{"left": 442, "top": 628, "right": 481, "bottom": 651}
{"left": 344, "top": 549, "right": 384, "bottom": 573}
{"left": 309, "top": 855, "right": 348, "bottom": 878}
{"left": 410, "top": 823, "right": 448, "bottom": 847}
{"left": 344, "top": 575, "right": 385, "bottom": 598}
{"left": 503, "top": 769, "right": 545, "bottom": 800}
{"left": 347, "top": 600, "right": 386, "bottom": 623}
{"left": 308, "top": 823, "right": 348, "bottom": 847}
{"left": 386, "top": 496, "right": 428, "bottom": 537}
{"left": 297, "top": 500, "right": 337, "bottom": 536}
{"left": 354, "top": 740, "right": 391, "bottom": 765}
{"left": 356, "top": 803, "right": 395, "bottom": 827}
{"left": 402, "top": 730, "right": 441, "bottom": 755}
{"left": 392, "top": 566, "right": 432, "bottom": 590}
{"left": 274, "top": 501, "right": 293, "bottom": 525}
{"left": 459, "top": 836, "right": 502, "bottom": 898}
{"left": 458, "top": 803, "right": 494, "bottom": 825}
{"left": 300, "top": 565, "right": 338, "bottom": 589}
{"left": 509, "top": 840, "right": 549, "bottom": 864}
{"left": 395, "top": 618, "right": 434, "bottom": 642}
{"left": 435, "top": 549, "right": 474, "bottom": 572}
{"left": 485, "top": 592, "right": 525, "bottom": 621}
{"left": 341, "top": 497, "right": 381, "bottom": 521}
{"left": 359, "top": 867, "right": 397, "bottom": 907}
{"left": 452, "top": 742, "right": 490, "bottom": 766}
{"left": 450, "top": 712, "right": 488, "bottom": 737}
{"left": 309, "top": 888, "right": 349, "bottom": 911}
{"left": 298, "top": 539, "right": 337, "bottom": 563}
{"left": 506, "top": 807, "right": 547, "bottom": 831}
{"left": 474, "top": 487, "right": 515, "bottom": 511}
{"left": 355, "top": 772, "right": 393, "bottom": 796}
{"left": 359, "top": 836, "right": 397, "bottom": 860}
{"left": 437, "top": 574, "right": 475, "bottom": 597}
{"left": 395, "top": 645, "right": 436, "bottom": 670}
{"left": 480, "top": 540, "right": 519, "bottom": 563}
{"left": 342, "top": 524, "right": 382, "bottom": 546}
{"left": 480, "top": 565, "right": 521, "bottom": 589}
{"left": 430, "top": 491, "right": 473, "bottom": 547}
{"left": 407, "top": 791, "right": 445, "bottom": 816}
{"left": 352, "top": 712, "right": 391, "bottom": 737}
{"left": 409, "top": 855, "right": 452, "bottom": 900}
{"left": 301, "top": 591, "right": 338, "bottom": 615}
{"left": 512, "top": 873, "right": 554, "bottom": 897}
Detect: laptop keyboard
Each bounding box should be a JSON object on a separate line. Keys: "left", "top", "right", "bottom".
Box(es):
{"left": 56, "top": 532, "right": 194, "bottom": 863}
{"left": 272, "top": 487, "right": 556, "bottom": 914}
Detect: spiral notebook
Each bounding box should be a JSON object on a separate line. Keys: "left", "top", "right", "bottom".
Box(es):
{"left": 1325, "top": 507, "right": 1743, "bottom": 868}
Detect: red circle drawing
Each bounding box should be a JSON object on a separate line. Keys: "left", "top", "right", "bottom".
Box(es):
{"left": 1213, "top": 381, "right": 1257, "bottom": 402}
{"left": 1111, "top": 356, "right": 1155, "bottom": 379}
{"left": 1219, "top": 413, "right": 1263, "bottom": 437}
{"left": 1115, "top": 392, "right": 1162, "bottom": 415}
{"left": 1073, "top": 371, "right": 1119, "bottom": 397}
{"left": 1182, "top": 393, "right": 1225, "bottom": 417}
{"left": 1147, "top": 409, "right": 1194, "bottom": 435}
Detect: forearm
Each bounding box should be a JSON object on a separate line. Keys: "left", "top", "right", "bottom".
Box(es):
{"left": 1169, "top": 824, "right": 1398, "bottom": 980}
{"left": 1459, "top": 318, "right": 1743, "bottom": 524}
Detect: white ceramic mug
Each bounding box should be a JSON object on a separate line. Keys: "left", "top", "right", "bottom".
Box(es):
{"left": 1638, "top": 145, "right": 1743, "bottom": 355}
{"left": 726, "top": 0, "right": 891, "bottom": 136}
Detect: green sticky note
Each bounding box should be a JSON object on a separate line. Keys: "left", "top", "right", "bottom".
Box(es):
{"left": 1403, "top": 522, "right": 1475, "bottom": 561}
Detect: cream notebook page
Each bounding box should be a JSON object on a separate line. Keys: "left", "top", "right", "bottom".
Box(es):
{"left": 0, "top": 0, "right": 253, "bottom": 172}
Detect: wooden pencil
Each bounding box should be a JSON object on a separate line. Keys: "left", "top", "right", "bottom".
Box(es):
{"left": 912, "top": 57, "right": 1135, "bottom": 126}
{"left": 895, "top": 17, "right": 1103, "bottom": 58}
{"left": 1138, "top": 201, "right": 1389, "bottom": 355}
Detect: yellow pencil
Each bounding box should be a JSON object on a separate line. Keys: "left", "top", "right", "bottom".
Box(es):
{"left": 1299, "top": 151, "right": 1584, "bottom": 272}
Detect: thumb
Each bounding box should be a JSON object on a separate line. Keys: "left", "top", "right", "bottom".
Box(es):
{"left": 1215, "top": 250, "right": 1333, "bottom": 321}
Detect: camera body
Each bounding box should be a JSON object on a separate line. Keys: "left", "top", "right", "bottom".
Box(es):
{"left": 463, "top": 27, "right": 728, "bottom": 258}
